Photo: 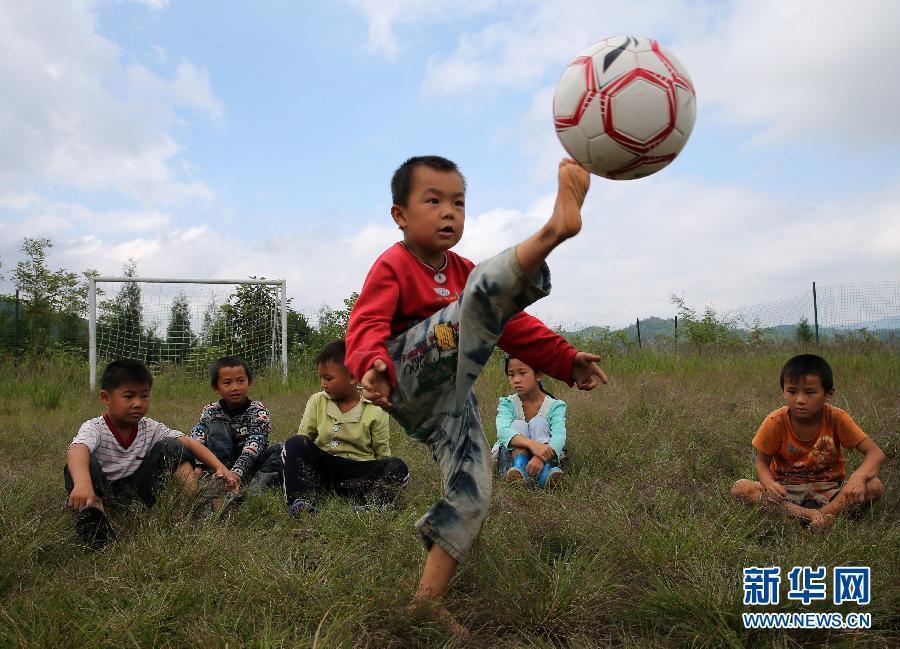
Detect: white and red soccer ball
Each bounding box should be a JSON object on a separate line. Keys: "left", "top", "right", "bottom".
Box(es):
{"left": 553, "top": 36, "right": 696, "bottom": 180}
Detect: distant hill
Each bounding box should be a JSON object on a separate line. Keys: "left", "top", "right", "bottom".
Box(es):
{"left": 567, "top": 314, "right": 899, "bottom": 346}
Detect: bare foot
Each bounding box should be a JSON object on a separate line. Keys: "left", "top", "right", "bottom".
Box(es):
{"left": 808, "top": 511, "right": 835, "bottom": 532}
{"left": 406, "top": 598, "right": 470, "bottom": 639}
{"left": 548, "top": 158, "right": 589, "bottom": 241}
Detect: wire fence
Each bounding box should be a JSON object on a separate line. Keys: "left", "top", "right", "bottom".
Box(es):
{"left": 563, "top": 281, "right": 900, "bottom": 351}
{"left": 2, "top": 281, "right": 899, "bottom": 357}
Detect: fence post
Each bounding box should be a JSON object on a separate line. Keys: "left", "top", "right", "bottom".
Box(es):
{"left": 674, "top": 315, "right": 678, "bottom": 348}
{"left": 636, "top": 317, "right": 642, "bottom": 349}
{"left": 812, "top": 281, "right": 819, "bottom": 347}
{"left": 89, "top": 278, "right": 97, "bottom": 391}
{"left": 14, "top": 289, "right": 20, "bottom": 362}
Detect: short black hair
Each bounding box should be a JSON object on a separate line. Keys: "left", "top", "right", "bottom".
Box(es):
{"left": 316, "top": 339, "right": 346, "bottom": 367}
{"left": 210, "top": 355, "right": 253, "bottom": 387}
{"left": 780, "top": 354, "right": 833, "bottom": 392}
{"left": 391, "top": 155, "right": 466, "bottom": 207}
{"left": 502, "top": 353, "right": 554, "bottom": 399}
{"left": 101, "top": 358, "right": 153, "bottom": 391}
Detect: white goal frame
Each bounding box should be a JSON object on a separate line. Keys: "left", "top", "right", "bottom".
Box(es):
{"left": 88, "top": 276, "right": 288, "bottom": 389}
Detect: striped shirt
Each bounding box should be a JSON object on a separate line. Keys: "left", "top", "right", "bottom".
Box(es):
{"left": 69, "top": 415, "right": 185, "bottom": 482}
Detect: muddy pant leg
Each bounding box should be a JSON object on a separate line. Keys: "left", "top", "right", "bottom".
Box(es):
{"left": 334, "top": 456, "right": 410, "bottom": 505}
{"left": 126, "top": 438, "right": 196, "bottom": 507}
{"left": 282, "top": 435, "right": 329, "bottom": 505}
{"left": 388, "top": 247, "right": 552, "bottom": 560}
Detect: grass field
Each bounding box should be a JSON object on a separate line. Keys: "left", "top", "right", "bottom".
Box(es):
{"left": 0, "top": 351, "right": 897, "bottom": 648}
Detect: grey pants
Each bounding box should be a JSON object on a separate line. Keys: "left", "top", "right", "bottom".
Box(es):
{"left": 386, "top": 247, "right": 551, "bottom": 561}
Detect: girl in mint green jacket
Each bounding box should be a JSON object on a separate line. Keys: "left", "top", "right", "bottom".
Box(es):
{"left": 494, "top": 355, "right": 567, "bottom": 488}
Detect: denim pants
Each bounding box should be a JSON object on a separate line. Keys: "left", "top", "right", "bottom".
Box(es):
{"left": 203, "top": 422, "right": 284, "bottom": 489}
{"left": 386, "top": 247, "right": 551, "bottom": 561}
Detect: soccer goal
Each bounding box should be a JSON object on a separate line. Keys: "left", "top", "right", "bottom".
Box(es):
{"left": 88, "top": 277, "right": 288, "bottom": 389}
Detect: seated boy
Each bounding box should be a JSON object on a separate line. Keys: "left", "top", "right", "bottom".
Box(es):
{"left": 65, "top": 358, "right": 239, "bottom": 548}
{"left": 282, "top": 340, "right": 409, "bottom": 513}
{"left": 732, "top": 354, "right": 885, "bottom": 530}
{"left": 345, "top": 155, "right": 607, "bottom": 634}
{"left": 190, "top": 356, "right": 284, "bottom": 499}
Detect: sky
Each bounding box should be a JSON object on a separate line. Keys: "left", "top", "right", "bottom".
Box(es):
{"left": 0, "top": 0, "right": 898, "bottom": 329}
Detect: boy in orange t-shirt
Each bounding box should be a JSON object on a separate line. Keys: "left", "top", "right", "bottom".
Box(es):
{"left": 732, "top": 354, "right": 884, "bottom": 530}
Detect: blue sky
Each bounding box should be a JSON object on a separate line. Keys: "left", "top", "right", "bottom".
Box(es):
{"left": 1, "top": 0, "right": 898, "bottom": 328}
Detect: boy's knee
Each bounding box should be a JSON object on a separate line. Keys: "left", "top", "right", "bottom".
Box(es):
{"left": 284, "top": 434, "right": 313, "bottom": 456}
{"left": 384, "top": 457, "right": 409, "bottom": 482}
{"left": 731, "top": 479, "right": 759, "bottom": 502}
{"left": 866, "top": 477, "right": 884, "bottom": 502}
{"left": 156, "top": 437, "right": 191, "bottom": 465}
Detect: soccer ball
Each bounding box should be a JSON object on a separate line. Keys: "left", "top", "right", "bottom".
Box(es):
{"left": 553, "top": 36, "right": 696, "bottom": 180}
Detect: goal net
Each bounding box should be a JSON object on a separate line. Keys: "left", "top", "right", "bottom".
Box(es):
{"left": 88, "top": 277, "right": 287, "bottom": 389}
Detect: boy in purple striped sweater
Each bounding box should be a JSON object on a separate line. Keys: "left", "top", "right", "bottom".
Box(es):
{"left": 65, "top": 359, "right": 239, "bottom": 547}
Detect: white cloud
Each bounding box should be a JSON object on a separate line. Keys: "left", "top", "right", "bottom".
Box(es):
{"left": 125, "top": 0, "right": 171, "bottom": 10}
{"left": 346, "top": 0, "right": 508, "bottom": 59}
{"left": 5, "top": 172, "right": 894, "bottom": 330}
{"left": 0, "top": 1, "right": 221, "bottom": 204}
{"left": 370, "top": 0, "right": 900, "bottom": 149}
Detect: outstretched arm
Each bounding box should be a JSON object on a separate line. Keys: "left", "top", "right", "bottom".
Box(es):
{"left": 177, "top": 436, "right": 241, "bottom": 493}
{"left": 346, "top": 260, "right": 401, "bottom": 394}
{"left": 66, "top": 444, "right": 102, "bottom": 511}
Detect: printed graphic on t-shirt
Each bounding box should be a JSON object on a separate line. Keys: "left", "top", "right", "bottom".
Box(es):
{"left": 810, "top": 435, "right": 838, "bottom": 471}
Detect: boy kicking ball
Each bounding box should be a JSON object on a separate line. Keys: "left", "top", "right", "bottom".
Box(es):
{"left": 345, "top": 155, "right": 607, "bottom": 635}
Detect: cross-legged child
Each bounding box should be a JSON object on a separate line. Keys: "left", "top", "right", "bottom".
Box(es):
{"left": 282, "top": 340, "right": 409, "bottom": 514}
{"left": 732, "top": 354, "right": 885, "bottom": 530}
{"left": 345, "top": 155, "right": 607, "bottom": 634}
{"left": 495, "top": 354, "right": 568, "bottom": 488}
{"left": 190, "top": 356, "right": 284, "bottom": 508}
{"left": 65, "top": 359, "right": 239, "bottom": 547}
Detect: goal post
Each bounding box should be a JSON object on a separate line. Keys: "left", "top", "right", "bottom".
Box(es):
{"left": 88, "top": 276, "right": 288, "bottom": 390}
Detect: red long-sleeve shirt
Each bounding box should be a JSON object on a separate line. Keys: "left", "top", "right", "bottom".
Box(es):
{"left": 346, "top": 243, "right": 577, "bottom": 388}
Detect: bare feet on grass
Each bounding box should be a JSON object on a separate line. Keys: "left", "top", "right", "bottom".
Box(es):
{"left": 548, "top": 158, "right": 589, "bottom": 242}
{"left": 405, "top": 597, "right": 470, "bottom": 640}
{"left": 808, "top": 511, "right": 835, "bottom": 532}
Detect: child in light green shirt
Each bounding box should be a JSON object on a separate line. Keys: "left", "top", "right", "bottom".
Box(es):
{"left": 282, "top": 340, "right": 409, "bottom": 513}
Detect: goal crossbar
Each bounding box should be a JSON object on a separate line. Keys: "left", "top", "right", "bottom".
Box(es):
{"left": 89, "top": 277, "right": 288, "bottom": 389}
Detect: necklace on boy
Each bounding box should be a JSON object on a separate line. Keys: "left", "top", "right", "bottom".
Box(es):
{"left": 402, "top": 243, "right": 447, "bottom": 284}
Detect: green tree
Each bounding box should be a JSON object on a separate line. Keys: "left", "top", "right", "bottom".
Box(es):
{"left": 670, "top": 294, "right": 740, "bottom": 351}
{"left": 304, "top": 291, "right": 359, "bottom": 355}
{"left": 12, "top": 237, "right": 95, "bottom": 351}
{"left": 214, "top": 278, "right": 284, "bottom": 367}
{"left": 98, "top": 259, "right": 145, "bottom": 360}
{"left": 796, "top": 317, "right": 814, "bottom": 345}
{"left": 164, "top": 292, "right": 197, "bottom": 364}
{"left": 287, "top": 308, "right": 314, "bottom": 353}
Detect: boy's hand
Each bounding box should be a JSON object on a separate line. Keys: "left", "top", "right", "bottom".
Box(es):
{"left": 572, "top": 351, "right": 609, "bottom": 390}
{"left": 362, "top": 359, "right": 392, "bottom": 409}
{"left": 67, "top": 484, "right": 103, "bottom": 512}
{"left": 526, "top": 456, "right": 545, "bottom": 477}
{"left": 842, "top": 475, "right": 866, "bottom": 504}
{"left": 530, "top": 441, "right": 555, "bottom": 462}
{"left": 215, "top": 467, "right": 241, "bottom": 493}
{"left": 763, "top": 481, "right": 788, "bottom": 500}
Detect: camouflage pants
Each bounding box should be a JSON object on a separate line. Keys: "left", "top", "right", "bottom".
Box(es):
{"left": 387, "top": 247, "right": 551, "bottom": 561}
